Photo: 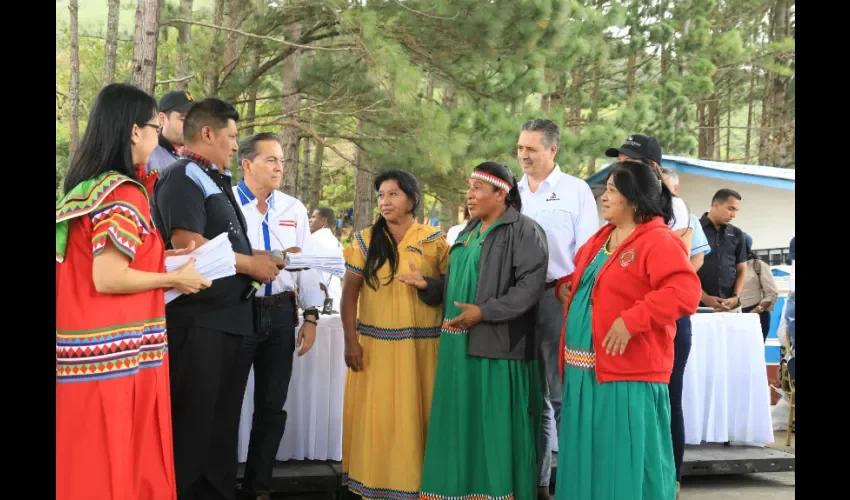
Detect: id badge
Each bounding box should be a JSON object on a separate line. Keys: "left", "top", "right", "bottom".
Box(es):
{"left": 323, "top": 297, "right": 334, "bottom": 315}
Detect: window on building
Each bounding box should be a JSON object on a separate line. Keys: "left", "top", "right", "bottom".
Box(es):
{"left": 754, "top": 247, "right": 790, "bottom": 266}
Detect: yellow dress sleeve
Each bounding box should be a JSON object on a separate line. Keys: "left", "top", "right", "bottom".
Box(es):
{"left": 343, "top": 229, "right": 368, "bottom": 278}
{"left": 435, "top": 233, "right": 449, "bottom": 275}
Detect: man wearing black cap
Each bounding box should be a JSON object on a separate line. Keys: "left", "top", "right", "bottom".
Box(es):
{"left": 147, "top": 89, "right": 197, "bottom": 173}
{"left": 605, "top": 133, "right": 663, "bottom": 171}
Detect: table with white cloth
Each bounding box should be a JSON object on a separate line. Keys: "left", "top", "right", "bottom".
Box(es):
{"left": 238, "top": 314, "right": 346, "bottom": 462}
{"left": 682, "top": 312, "right": 774, "bottom": 446}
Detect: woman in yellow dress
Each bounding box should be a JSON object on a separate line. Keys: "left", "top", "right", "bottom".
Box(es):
{"left": 340, "top": 169, "right": 449, "bottom": 500}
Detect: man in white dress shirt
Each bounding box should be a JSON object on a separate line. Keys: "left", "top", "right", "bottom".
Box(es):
{"left": 309, "top": 206, "right": 343, "bottom": 312}
{"left": 517, "top": 118, "right": 599, "bottom": 497}
{"left": 233, "top": 132, "right": 326, "bottom": 500}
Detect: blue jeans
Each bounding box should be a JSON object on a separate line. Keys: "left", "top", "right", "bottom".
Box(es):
{"left": 669, "top": 316, "right": 692, "bottom": 482}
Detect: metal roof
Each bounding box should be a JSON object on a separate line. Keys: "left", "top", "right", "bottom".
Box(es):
{"left": 585, "top": 155, "right": 795, "bottom": 191}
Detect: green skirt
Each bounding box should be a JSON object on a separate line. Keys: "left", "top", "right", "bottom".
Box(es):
{"left": 556, "top": 372, "right": 676, "bottom": 500}
{"left": 419, "top": 327, "right": 542, "bottom": 500}
{"left": 556, "top": 244, "right": 675, "bottom": 499}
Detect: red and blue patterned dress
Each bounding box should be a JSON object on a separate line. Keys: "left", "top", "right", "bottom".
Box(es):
{"left": 55, "top": 166, "right": 176, "bottom": 500}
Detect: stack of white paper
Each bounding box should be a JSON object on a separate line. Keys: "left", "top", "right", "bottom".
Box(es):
{"left": 285, "top": 247, "right": 345, "bottom": 277}
{"left": 164, "top": 233, "right": 237, "bottom": 303}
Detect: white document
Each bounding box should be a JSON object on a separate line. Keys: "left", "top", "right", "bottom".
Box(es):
{"left": 285, "top": 247, "right": 345, "bottom": 277}
{"left": 164, "top": 233, "right": 237, "bottom": 304}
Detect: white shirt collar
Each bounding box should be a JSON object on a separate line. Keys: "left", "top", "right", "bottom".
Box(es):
{"left": 519, "top": 164, "right": 564, "bottom": 192}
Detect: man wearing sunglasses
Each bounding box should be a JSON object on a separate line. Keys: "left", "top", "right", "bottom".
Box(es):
{"left": 146, "top": 89, "right": 197, "bottom": 173}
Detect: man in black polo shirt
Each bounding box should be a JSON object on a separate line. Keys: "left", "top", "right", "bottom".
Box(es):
{"left": 697, "top": 189, "right": 748, "bottom": 311}
{"left": 147, "top": 89, "right": 197, "bottom": 173}
{"left": 151, "top": 98, "right": 285, "bottom": 500}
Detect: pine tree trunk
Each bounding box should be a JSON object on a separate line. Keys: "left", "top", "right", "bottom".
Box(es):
{"left": 725, "top": 105, "right": 731, "bottom": 162}
{"left": 568, "top": 68, "right": 583, "bottom": 132}
{"left": 69, "top": 0, "right": 80, "bottom": 161}
{"left": 586, "top": 63, "right": 601, "bottom": 175}
{"left": 205, "top": 0, "right": 225, "bottom": 96}
{"left": 758, "top": 71, "right": 772, "bottom": 165}
{"left": 224, "top": 0, "right": 239, "bottom": 74}
{"left": 175, "top": 0, "right": 193, "bottom": 90}
{"left": 353, "top": 120, "right": 374, "bottom": 232}
{"left": 243, "top": 44, "right": 261, "bottom": 136}
{"left": 697, "top": 101, "right": 707, "bottom": 159}
{"left": 309, "top": 141, "right": 324, "bottom": 212}
{"left": 744, "top": 70, "right": 755, "bottom": 163}
{"left": 279, "top": 21, "right": 302, "bottom": 196}
{"left": 771, "top": 0, "right": 790, "bottom": 167}
{"left": 104, "top": 0, "right": 120, "bottom": 85}
{"left": 440, "top": 199, "right": 457, "bottom": 230}
{"left": 707, "top": 97, "right": 718, "bottom": 160}
{"left": 626, "top": 54, "right": 637, "bottom": 104}
{"left": 301, "top": 138, "right": 311, "bottom": 207}
{"left": 130, "top": 0, "right": 161, "bottom": 95}
{"left": 293, "top": 139, "right": 300, "bottom": 198}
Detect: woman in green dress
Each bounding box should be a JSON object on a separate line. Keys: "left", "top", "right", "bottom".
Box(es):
{"left": 553, "top": 161, "right": 701, "bottom": 500}
{"left": 398, "top": 162, "right": 549, "bottom": 500}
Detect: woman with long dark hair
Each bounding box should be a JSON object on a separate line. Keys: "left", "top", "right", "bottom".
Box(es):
{"left": 553, "top": 161, "right": 701, "bottom": 500}
{"left": 397, "top": 162, "right": 548, "bottom": 500}
{"left": 56, "top": 83, "right": 209, "bottom": 500}
{"left": 340, "top": 169, "right": 449, "bottom": 500}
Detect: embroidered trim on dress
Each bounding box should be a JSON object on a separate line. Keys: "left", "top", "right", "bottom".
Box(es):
{"left": 56, "top": 318, "right": 168, "bottom": 383}
{"left": 356, "top": 321, "right": 441, "bottom": 341}
{"left": 563, "top": 344, "right": 596, "bottom": 370}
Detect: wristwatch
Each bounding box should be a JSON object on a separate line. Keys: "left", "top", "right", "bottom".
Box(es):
{"left": 302, "top": 308, "right": 320, "bottom": 321}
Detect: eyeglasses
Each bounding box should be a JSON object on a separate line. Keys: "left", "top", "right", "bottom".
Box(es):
{"left": 141, "top": 122, "right": 163, "bottom": 134}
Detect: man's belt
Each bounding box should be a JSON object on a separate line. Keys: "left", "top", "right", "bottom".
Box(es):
{"left": 253, "top": 291, "right": 295, "bottom": 308}
{"left": 544, "top": 281, "right": 557, "bottom": 290}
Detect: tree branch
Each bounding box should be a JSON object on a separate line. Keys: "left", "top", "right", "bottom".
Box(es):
{"left": 155, "top": 74, "right": 195, "bottom": 86}
{"left": 225, "top": 29, "right": 342, "bottom": 101}
{"left": 161, "top": 19, "right": 351, "bottom": 52}
{"left": 391, "top": 0, "right": 459, "bottom": 20}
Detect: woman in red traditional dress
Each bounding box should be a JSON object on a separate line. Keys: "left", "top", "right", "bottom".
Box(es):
{"left": 56, "top": 83, "right": 211, "bottom": 500}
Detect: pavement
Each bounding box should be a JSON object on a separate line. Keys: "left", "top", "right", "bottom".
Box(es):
{"left": 679, "top": 430, "right": 795, "bottom": 499}
{"left": 265, "top": 430, "right": 796, "bottom": 499}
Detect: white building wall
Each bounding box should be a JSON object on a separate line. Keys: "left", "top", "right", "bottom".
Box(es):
{"left": 590, "top": 172, "right": 795, "bottom": 251}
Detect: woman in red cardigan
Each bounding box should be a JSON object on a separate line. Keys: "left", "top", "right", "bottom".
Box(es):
{"left": 552, "top": 161, "right": 701, "bottom": 500}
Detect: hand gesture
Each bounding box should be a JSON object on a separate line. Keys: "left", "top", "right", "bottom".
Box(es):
{"left": 447, "top": 302, "right": 483, "bottom": 330}
{"left": 557, "top": 281, "right": 572, "bottom": 305}
{"left": 720, "top": 297, "right": 738, "bottom": 311}
{"left": 250, "top": 255, "right": 282, "bottom": 283}
{"left": 297, "top": 320, "right": 317, "bottom": 357}
{"left": 704, "top": 295, "right": 727, "bottom": 312}
{"left": 172, "top": 258, "right": 212, "bottom": 294}
{"left": 601, "top": 317, "right": 632, "bottom": 356}
{"left": 165, "top": 240, "right": 196, "bottom": 257}
{"left": 345, "top": 339, "right": 364, "bottom": 372}
{"left": 396, "top": 261, "right": 427, "bottom": 290}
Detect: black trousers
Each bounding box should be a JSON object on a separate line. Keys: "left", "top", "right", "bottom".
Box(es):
{"left": 239, "top": 294, "right": 298, "bottom": 496}
{"left": 669, "top": 315, "right": 692, "bottom": 483}
{"left": 168, "top": 325, "right": 248, "bottom": 500}
{"left": 741, "top": 305, "right": 771, "bottom": 342}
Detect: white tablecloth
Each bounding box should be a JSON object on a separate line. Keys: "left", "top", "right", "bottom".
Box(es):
{"left": 682, "top": 313, "right": 773, "bottom": 445}
{"left": 237, "top": 314, "right": 346, "bottom": 462}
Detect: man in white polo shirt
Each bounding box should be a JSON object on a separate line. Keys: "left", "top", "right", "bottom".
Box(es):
{"left": 517, "top": 118, "right": 599, "bottom": 497}
{"left": 233, "top": 132, "right": 325, "bottom": 500}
